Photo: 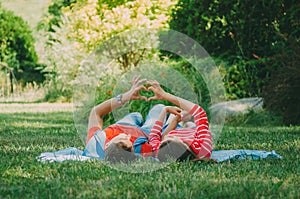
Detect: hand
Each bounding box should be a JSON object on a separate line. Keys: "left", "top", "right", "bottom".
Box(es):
{"left": 174, "top": 114, "right": 182, "bottom": 123}
{"left": 123, "top": 75, "right": 148, "bottom": 101}
{"left": 165, "top": 106, "right": 182, "bottom": 118}
{"left": 147, "top": 80, "right": 168, "bottom": 101}
{"left": 181, "top": 110, "right": 192, "bottom": 122}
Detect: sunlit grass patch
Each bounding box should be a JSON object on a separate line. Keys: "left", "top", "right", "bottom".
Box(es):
{"left": 0, "top": 104, "right": 299, "bottom": 198}
{"left": 0, "top": 103, "right": 73, "bottom": 113}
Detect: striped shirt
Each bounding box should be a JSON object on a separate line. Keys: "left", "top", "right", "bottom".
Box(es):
{"left": 149, "top": 105, "right": 212, "bottom": 159}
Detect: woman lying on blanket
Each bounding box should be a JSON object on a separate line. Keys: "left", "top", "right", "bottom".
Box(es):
{"left": 147, "top": 80, "right": 213, "bottom": 162}
{"left": 86, "top": 75, "right": 168, "bottom": 163}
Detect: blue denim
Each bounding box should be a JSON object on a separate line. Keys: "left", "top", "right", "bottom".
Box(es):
{"left": 116, "top": 104, "right": 166, "bottom": 135}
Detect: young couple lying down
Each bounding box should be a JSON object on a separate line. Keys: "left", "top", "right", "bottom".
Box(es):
{"left": 84, "top": 76, "right": 212, "bottom": 163}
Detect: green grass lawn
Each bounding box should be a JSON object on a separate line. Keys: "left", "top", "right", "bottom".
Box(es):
{"left": 0, "top": 104, "right": 299, "bottom": 198}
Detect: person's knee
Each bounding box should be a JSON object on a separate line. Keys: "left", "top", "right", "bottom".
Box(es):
{"left": 153, "top": 104, "right": 165, "bottom": 109}
{"left": 123, "top": 112, "right": 143, "bottom": 123}
{"left": 130, "top": 112, "right": 143, "bottom": 124}
{"left": 150, "top": 104, "right": 165, "bottom": 112}
{"left": 131, "top": 112, "right": 143, "bottom": 118}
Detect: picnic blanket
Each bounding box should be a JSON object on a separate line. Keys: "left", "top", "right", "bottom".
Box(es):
{"left": 36, "top": 147, "right": 282, "bottom": 163}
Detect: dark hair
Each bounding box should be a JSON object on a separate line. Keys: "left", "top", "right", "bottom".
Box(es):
{"left": 158, "top": 138, "right": 196, "bottom": 162}
{"left": 105, "top": 141, "right": 137, "bottom": 163}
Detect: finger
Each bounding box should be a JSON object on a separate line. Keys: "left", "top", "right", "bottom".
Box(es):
{"left": 133, "top": 75, "right": 141, "bottom": 83}
{"left": 130, "top": 75, "right": 137, "bottom": 85}
{"left": 177, "top": 109, "right": 183, "bottom": 115}
{"left": 175, "top": 114, "right": 182, "bottom": 122}
{"left": 147, "top": 86, "right": 154, "bottom": 92}
{"left": 176, "top": 107, "right": 183, "bottom": 112}
{"left": 147, "top": 96, "right": 157, "bottom": 101}
{"left": 147, "top": 80, "right": 159, "bottom": 86}
{"left": 153, "top": 80, "right": 160, "bottom": 85}
{"left": 171, "top": 108, "right": 182, "bottom": 115}
{"left": 136, "top": 85, "right": 147, "bottom": 91}
{"left": 137, "top": 78, "right": 147, "bottom": 85}
{"left": 136, "top": 75, "right": 142, "bottom": 82}
{"left": 138, "top": 95, "right": 148, "bottom": 101}
{"left": 173, "top": 110, "right": 181, "bottom": 116}
{"left": 148, "top": 86, "right": 158, "bottom": 93}
{"left": 147, "top": 80, "right": 154, "bottom": 85}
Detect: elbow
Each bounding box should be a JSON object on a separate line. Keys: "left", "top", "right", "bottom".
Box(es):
{"left": 89, "top": 107, "right": 102, "bottom": 121}
{"left": 90, "top": 107, "right": 97, "bottom": 118}
{"left": 91, "top": 107, "right": 104, "bottom": 118}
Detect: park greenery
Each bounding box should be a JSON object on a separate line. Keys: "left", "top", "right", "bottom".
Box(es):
{"left": 0, "top": 104, "right": 299, "bottom": 198}
{"left": 0, "top": 1, "right": 300, "bottom": 198}
{"left": 0, "top": 4, "right": 46, "bottom": 91}
{"left": 1, "top": 0, "right": 300, "bottom": 124}
{"left": 169, "top": 0, "right": 300, "bottom": 125}
{"left": 1, "top": 0, "right": 299, "bottom": 125}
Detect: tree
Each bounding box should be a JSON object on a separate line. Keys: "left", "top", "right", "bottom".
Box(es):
{"left": 0, "top": 4, "right": 45, "bottom": 88}
{"left": 62, "top": 0, "right": 177, "bottom": 69}
{"left": 169, "top": 0, "right": 300, "bottom": 124}
{"left": 262, "top": 0, "right": 300, "bottom": 125}
{"left": 169, "top": 0, "right": 295, "bottom": 99}
{"left": 170, "top": 0, "right": 285, "bottom": 59}
{"left": 39, "top": 0, "right": 177, "bottom": 98}
{"left": 38, "top": 0, "right": 78, "bottom": 32}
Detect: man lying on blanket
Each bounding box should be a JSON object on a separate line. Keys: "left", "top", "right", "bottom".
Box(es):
{"left": 84, "top": 76, "right": 212, "bottom": 163}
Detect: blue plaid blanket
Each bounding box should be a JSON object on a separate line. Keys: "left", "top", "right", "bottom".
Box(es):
{"left": 37, "top": 147, "right": 282, "bottom": 163}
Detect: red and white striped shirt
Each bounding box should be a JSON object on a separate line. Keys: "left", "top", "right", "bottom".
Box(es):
{"left": 149, "top": 105, "right": 212, "bottom": 159}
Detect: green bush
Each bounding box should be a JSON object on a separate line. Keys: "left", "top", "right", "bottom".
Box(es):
{"left": 169, "top": 0, "right": 300, "bottom": 125}
{"left": 169, "top": 0, "right": 283, "bottom": 59}
{"left": 263, "top": 37, "right": 300, "bottom": 125}
{"left": 168, "top": 58, "right": 210, "bottom": 108}
{"left": 38, "top": 0, "right": 77, "bottom": 32}
{"left": 219, "top": 58, "right": 267, "bottom": 100}
{"left": 225, "top": 109, "right": 283, "bottom": 127}
{"left": 0, "top": 4, "right": 45, "bottom": 86}
{"left": 168, "top": 0, "right": 290, "bottom": 99}
{"left": 262, "top": 1, "right": 300, "bottom": 125}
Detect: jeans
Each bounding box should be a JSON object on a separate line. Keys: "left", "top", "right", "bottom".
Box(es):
{"left": 116, "top": 104, "right": 166, "bottom": 135}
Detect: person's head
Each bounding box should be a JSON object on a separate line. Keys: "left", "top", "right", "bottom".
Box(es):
{"left": 105, "top": 134, "right": 137, "bottom": 163}
{"left": 157, "top": 137, "right": 196, "bottom": 162}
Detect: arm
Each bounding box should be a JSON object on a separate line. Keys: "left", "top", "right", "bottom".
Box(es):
{"left": 148, "top": 106, "right": 181, "bottom": 153}
{"left": 148, "top": 80, "right": 212, "bottom": 158}
{"left": 147, "top": 80, "right": 196, "bottom": 113}
{"left": 88, "top": 76, "right": 147, "bottom": 130}
{"left": 162, "top": 114, "right": 181, "bottom": 139}
{"left": 189, "top": 104, "right": 212, "bottom": 158}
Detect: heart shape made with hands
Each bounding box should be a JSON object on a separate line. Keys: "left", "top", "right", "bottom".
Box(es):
{"left": 129, "top": 77, "right": 164, "bottom": 101}
{"left": 135, "top": 85, "right": 155, "bottom": 101}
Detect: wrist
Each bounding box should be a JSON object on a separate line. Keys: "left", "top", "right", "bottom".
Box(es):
{"left": 163, "top": 92, "right": 173, "bottom": 100}
{"left": 115, "top": 94, "right": 124, "bottom": 105}
{"left": 165, "top": 93, "right": 178, "bottom": 105}
{"left": 116, "top": 92, "right": 131, "bottom": 105}
{"left": 122, "top": 92, "right": 131, "bottom": 103}
{"left": 164, "top": 106, "right": 171, "bottom": 113}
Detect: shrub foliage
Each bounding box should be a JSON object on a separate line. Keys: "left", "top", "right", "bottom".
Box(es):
{"left": 0, "top": 4, "right": 45, "bottom": 86}
{"left": 169, "top": 0, "right": 300, "bottom": 124}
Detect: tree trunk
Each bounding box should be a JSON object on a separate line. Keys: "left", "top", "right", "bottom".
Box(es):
{"left": 9, "top": 70, "right": 13, "bottom": 94}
